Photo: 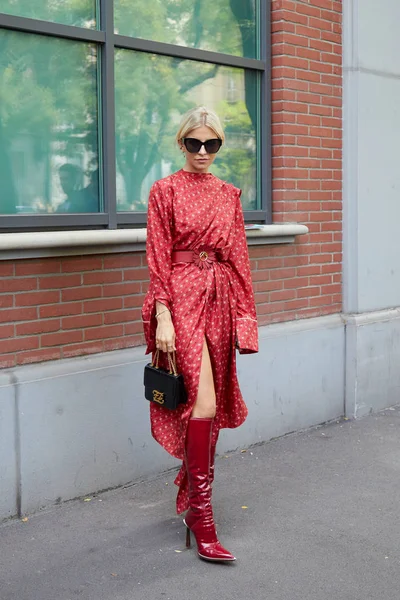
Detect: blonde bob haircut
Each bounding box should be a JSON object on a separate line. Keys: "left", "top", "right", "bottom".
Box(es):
{"left": 176, "top": 106, "right": 225, "bottom": 145}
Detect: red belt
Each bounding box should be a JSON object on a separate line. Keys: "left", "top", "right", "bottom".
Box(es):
{"left": 172, "top": 248, "right": 220, "bottom": 270}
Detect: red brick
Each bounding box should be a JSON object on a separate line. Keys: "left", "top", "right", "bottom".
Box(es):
{"left": 321, "top": 31, "right": 341, "bottom": 45}
{"left": 270, "top": 268, "right": 296, "bottom": 280}
{"left": 61, "top": 286, "right": 102, "bottom": 302}
{"left": 104, "top": 336, "right": 142, "bottom": 352}
{"left": 297, "top": 265, "right": 321, "bottom": 276}
{"left": 15, "top": 291, "right": 60, "bottom": 307}
{"left": 41, "top": 330, "right": 83, "bottom": 347}
{"left": 257, "top": 302, "right": 286, "bottom": 316}
{"left": 1, "top": 336, "right": 39, "bottom": 353}
{"left": 62, "top": 314, "right": 103, "bottom": 330}
{"left": 62, "top": 341, "right": 104, "bottom": 359}
{"left": 0, "top": 354, "right": 16, "bottom": 368}
{"left": 83, "top": 271, "right": 123, "bottom": 285}
{"left": 297, "top": 137, "right": 321, "bottom": 147}
{"left": 256, "top": 257, "right": 285, "bottom": 269}
{"left": 296, "top": 47, "right": 321, "bottom": 61}
{"left": 0, "top": 307, "right": 37, "bottom": 323}
{"left": 16, "top": 319, "right": 60, "bottom": 336}
{"left": 0, "top": 324, "right": 14, "bottom": 339}
{"left": 296, "top": 4, "right": 321, "bottom": 18}
{"left": 310, "top": 39, "right": 333, "bottom": 53}
{"left": 297, "top": 180, "right": 321, "bottom": 190}
{"left": 251, "top": 270, "right": 273, "bottom": 282}
{"left": 0, "top": 263, "right": 14, "bottom": 277}
{"left": 124, "top": 321, "right": 145, "bottom": 335}
{"left": 84, "top": 298, "right": 123, "bottom": 313}
{"left": 124, "top": 268, "right": 149, "bottom": 282}
{"left": 284, "top": 277, "right": 309, "bottom": 289}
{"left": 309, "top": 295, "right": 333, "bottom": 307}
{"left": 297, "top": 286, "right": 320, "bottom": 298}
{"left": 0, "top": 295, "right": 13, "bottom": 309}
{"left": 310, "top": 1, "right": 333, "bottom": 13}
{"left": 280, "top": 9, "right": 308, "bottom": 25}
{"left": 284, "top": 298, "right": 310, "bottom": 310}
{"left": 310, "top": 104, "right": 332, "bottom": 116}
{"left": 15, "top": 260, "right": 61, "bottom": 276}
{"left": 84, "top": 324, "right": 124, "bottom": 341}
{"left": 123, "top": 295, "right": 146, "bottom": 309}
{"left": 270, "top": 290, "right": 296, "bottom": 302}
{"left": 39, "top": 274, "right": 82, "bottom": 290}
{"left": 102, "top": 282, "right": 141, "bottom": 297}
{"left": 17, "top": 348, "right": 61, "bottom": 366}
{"left": 309, "top": 17, "right": 333, "bottom": 32}
{"left": 254, "top": 280, "right": 283, "bottom": 293}
{"left": 103, "top": 255, "right": 141, "bottom": 269}
{"left": 295, "top": 70, "right": 321, "bottom": 84}
{"left": 296, "top": 25, "right": 321, "bottom": 40}
{"left": 40, "top": 302, "right": 83, "bottom": 318}
{"left": 272, "top": 20, "right": 296, "bottom": 34}
{"left": 103, "top": 310, "right": 138, "bottom": 325}
{"left": 309, "top": 61, "right": 333, "bottom": 74}
{"left": 61, "top": 256, "right": 103, "bottom": 273}
{"left": 310, "top": 275, "right": 332, "bottom": 286}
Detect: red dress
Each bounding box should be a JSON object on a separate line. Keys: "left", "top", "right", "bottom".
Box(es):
{"left": 142, "top": 169, "right": 258, "bottom": 513}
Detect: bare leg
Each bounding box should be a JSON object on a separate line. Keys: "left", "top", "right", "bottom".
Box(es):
{"left": 191, "top": 338, "right": 216, "bottom": 419}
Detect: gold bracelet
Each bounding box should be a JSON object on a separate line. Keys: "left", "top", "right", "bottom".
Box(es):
{"left": 155, "top": 308, "right": 170, "bottom": 319}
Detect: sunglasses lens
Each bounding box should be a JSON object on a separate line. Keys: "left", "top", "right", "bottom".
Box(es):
{"left": 183, "top": 138, "right": 222, "bottom": 154}
{"left": 184, "top": 138, "right": 202, "bottom": 153}
{"left": 205, "top": 139, "right": 222, "bottom": 154}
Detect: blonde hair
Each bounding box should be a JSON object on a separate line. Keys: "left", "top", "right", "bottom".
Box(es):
{"left": 176, "top": 106, "right": 225, "bottom": 144}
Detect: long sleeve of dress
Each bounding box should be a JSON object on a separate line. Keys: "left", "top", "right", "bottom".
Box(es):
{"left": 142, "top": 181, "right": 173, "bottom": 353}
{"left": 228, "top": 190, "right": 259, "bottom": 354}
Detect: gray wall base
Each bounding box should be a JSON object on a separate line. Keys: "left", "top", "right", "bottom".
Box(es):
{"left": 344, "top": 308, "right": 400, "bottom": 418}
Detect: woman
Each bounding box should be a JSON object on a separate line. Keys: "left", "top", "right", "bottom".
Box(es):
{"left": 142, "top": 106, "right": 258, "bottom": 562}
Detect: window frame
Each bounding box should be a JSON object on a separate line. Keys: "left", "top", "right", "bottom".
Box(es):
{"left": 0, "top": 0, "right": 271, "bottom": 229}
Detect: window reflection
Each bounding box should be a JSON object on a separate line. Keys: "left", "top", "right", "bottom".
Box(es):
{"left": 0, "top": 30, "right": 100, "bottom": 215}
{"left": 114, "top": 0, "right": 258, "bottom": 59}
{"left": 115, "top": 52, "right": 258, "bottom": 212}
{"left": 0, "top": 0, "right": 97, "bottom": 28}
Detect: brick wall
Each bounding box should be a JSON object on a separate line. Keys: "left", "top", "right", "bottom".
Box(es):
{"left": 267, "top": 0, "right": 343, "bottom": 326}
{"left": 0, "top": 255, "right": 147, "bottom": 368}
{"left": 0, "top": 0, "right": 343, "bottom": 369}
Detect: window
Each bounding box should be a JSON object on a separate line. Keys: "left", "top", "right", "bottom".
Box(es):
{"left": 0, "top": 1, "right": 270, "bottom": 229}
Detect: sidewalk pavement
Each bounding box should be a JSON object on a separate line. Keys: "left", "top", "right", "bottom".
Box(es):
{"left": 1, "top": 407, "right": 400, "bottom": 600}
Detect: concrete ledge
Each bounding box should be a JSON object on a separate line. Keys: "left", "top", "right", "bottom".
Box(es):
{"left": 0, "top": 224, "right": 309, "bottom": 260}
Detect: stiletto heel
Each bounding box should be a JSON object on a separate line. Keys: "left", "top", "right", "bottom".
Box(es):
{"left": 185, "top": 523, "right": 191, "bottom": 548}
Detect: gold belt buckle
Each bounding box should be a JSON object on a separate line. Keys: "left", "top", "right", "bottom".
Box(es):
{"left": 199, "top": 250, "right": 208, "bottom": 262}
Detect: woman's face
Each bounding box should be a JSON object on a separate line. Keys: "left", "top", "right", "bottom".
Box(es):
{"left": 180, "top": 125, "right": 221, "bottom": 173}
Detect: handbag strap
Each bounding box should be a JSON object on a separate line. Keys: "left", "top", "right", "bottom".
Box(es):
{"left": 152, "top": 350, "right": 178, "bottom": 376}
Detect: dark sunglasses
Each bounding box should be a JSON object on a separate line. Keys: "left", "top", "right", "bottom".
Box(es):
{"left": 183, "top": 137, "right": 222, "bottom": 154}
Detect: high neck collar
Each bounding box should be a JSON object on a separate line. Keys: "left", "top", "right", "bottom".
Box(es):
{"left": 179, "top": 168, "right": 214, "bottom": 178}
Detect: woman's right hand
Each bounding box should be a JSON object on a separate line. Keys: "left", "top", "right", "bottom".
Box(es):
{"left": 155, "top": 310, "right": 176, "bottom": 353}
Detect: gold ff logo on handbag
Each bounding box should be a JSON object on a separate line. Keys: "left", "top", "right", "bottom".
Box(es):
{"left": 152, "top": 389, "right": 165, "bottom": 405}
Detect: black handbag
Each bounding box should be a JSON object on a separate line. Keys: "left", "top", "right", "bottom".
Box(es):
{"left": 144, "top": 351, "right": 187, "bottom": 410}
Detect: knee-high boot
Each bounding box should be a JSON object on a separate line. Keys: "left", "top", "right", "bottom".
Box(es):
{"left": 183, "top": 417, "right": 235, "bottom": 562}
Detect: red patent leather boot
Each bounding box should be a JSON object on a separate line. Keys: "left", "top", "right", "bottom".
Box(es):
{"left": 183, "top": 418, "right": 236, "bottom": 562}
{"left": 209, "top": 433, "right": 218, "bottom": 490}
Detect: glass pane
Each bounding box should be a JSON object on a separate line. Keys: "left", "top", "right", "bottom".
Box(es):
{"left": 0, "top": 30, "right": 100, "bottom": 215}
{"left": 114, "top": 0, "right": 258, "bottom": 59}
{"left": 0, "top": 0, "right": 96, "bottom": 28}
{"left": 115, "top": 51, "right": 258, "bottom": 212}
